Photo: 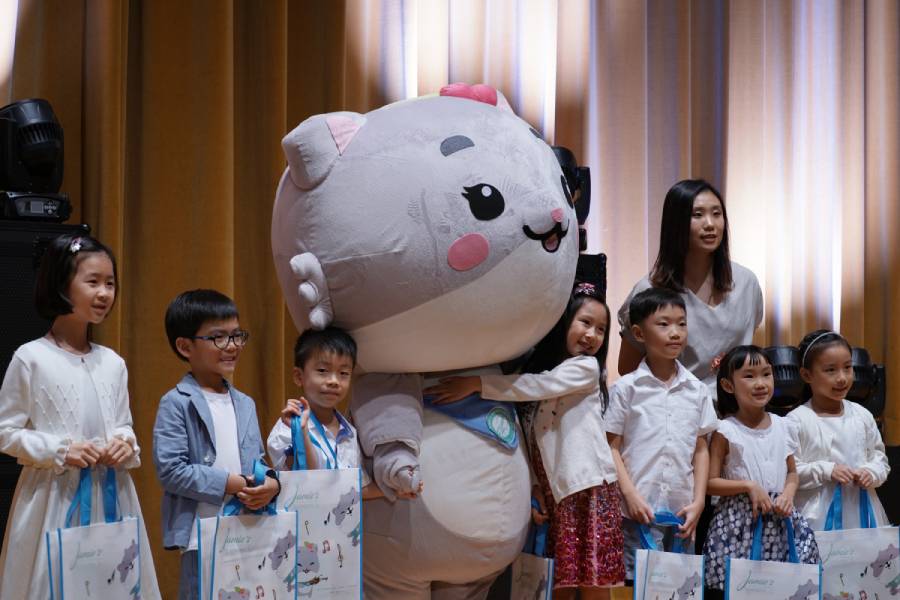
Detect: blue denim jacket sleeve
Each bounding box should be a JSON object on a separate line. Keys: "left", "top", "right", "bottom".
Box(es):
{"left": 152, "top": 389, "right": 227, "bottom": 505}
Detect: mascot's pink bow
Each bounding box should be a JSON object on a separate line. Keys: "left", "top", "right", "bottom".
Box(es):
{"left": 440, "top": 83, "right": 498, "bottom": 106}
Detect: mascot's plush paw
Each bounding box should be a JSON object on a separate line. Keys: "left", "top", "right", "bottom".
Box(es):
{"left": 289, "top": 253, "right": 333, "bottom": 329}
{"left": 373, "top": 442, "right": 422, "bottom": 502}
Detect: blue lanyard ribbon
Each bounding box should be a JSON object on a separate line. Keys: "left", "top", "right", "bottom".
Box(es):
{"left": 637, "top": 511, "right": 685, "bottom": 554}
{"left": 290, "top": 415, "right": 308, "bottom": 471}
{"left": 824, "top": 484, "right": 877, "bottom": 530}
{"left": 64, "top": 467, "right": 120, "bottom": 528}
{"left": 308, "top": 411, "right": 339, "bottom": 470}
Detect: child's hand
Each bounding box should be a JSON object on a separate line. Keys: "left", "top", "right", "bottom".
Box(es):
{"left": 237, "top": 476, "right": 279, "bottom": 511}
{"left": 280, "top": 397, "right": 311, "bottom": 427}
{"left": 747, "top": 482, "right": 773, "bottom": 517}
{"left": 99, "top": 437, "right": 134, "bottom": 467}
{"left": 773, "top": 492, "right": 794, "bottom": 517}
{"left": 64, "top": 441, "right": 102, "bottom": 468}
{"left": 854, "top": 468, "right": 875, "bottom": 488}
{"left": 423, "top": 376, "right": 481, "bottom": 405}
{"left": 676, "top": 500, "right": 704, "bottom": 539}
{"left": 831, "top": 463, "right": 855, "bottom": 484}
{"left": 623, "top": 490, "right": 654, "bottom": 524}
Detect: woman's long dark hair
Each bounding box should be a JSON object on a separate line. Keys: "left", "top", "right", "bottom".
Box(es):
{"left": 650, "top": 179, "right": 733, "bottom": 296}
{"left": 524, "top": 286, "right": 611, "bottom": 412}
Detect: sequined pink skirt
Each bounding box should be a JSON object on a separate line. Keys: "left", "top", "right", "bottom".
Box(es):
{"left": 530, "top": 437, "right": 625, "bottom": 588}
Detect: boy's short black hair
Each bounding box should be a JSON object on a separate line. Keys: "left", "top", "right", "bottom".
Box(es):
{"left": 628, "top": 287, "right": 686, "bottom": 327}
{"left": 294, "top": 327, "right": 358, "bottom": 369}
{"left": 34, "top": 233, "right": 119, "bottom": 320}
{"left": 164, "top": 289, "right": 239, "bottom": 361}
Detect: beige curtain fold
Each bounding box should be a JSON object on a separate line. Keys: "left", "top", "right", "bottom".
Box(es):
{"left": 5, "top": 1, "right": 899, "bottom": 596}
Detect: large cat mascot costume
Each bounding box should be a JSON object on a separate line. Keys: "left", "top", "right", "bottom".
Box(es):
{"left": 272, "top": 84, "right": 579, "bottom": 599}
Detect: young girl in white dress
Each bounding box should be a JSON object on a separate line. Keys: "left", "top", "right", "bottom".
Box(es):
{"left": 0, "top": 233, "right": 160, "bottom": 599}
{"left": 702, "top": 345, "right": 819, "bottom": 599}
{"left": 787, "top": 330, "right": 890, "bottom": 530}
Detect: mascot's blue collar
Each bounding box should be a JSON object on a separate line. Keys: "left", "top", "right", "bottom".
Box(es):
{"left": 422, "top": 393, "right": 518, "bottom": 450}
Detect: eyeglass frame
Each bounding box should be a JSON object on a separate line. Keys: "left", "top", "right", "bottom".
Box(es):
{"left": 188, "top": 330, "right": 251, "bottom": 349}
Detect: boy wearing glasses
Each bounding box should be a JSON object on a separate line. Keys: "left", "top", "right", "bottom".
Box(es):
{"left": 153, "top": 289, "right": 279, "bottom": 599}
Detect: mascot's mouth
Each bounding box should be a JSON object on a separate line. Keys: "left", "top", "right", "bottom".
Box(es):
{"left": 523, "top": 221, "right": 569, "bottom": 253}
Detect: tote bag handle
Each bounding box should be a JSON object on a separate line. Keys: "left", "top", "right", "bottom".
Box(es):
{"left": 637, "top": 511, "right": 685, "bottom": 554}
{"left": 824, "top": 484, "right": 878, "bottom": 531}
{"left": 64, "top": 467, "right": 120, "bottom": 528}
{"left": 750, "top": 516, "right": 799, "bottom": 563}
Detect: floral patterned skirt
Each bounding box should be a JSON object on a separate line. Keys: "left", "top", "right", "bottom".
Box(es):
{"left": 702, "top": 493, "right": 820, "bottom": 590}
{"left": 530, "top": 435, "right": 625, "bottom": 588}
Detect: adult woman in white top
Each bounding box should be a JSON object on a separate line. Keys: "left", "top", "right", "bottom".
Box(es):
{"left": 617, "top": 179, "right": 763, "bottom": 391}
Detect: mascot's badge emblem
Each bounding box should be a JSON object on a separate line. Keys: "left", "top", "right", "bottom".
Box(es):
{"left": 486, "top": 407, "right": 516, "bottom": 446}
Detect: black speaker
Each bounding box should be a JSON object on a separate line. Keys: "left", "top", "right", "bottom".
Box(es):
{"left": 0, "top": 220, "right": 89, "bottom": 544}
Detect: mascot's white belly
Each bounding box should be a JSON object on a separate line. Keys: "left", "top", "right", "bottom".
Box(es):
{"left": 363, "top": 408, "right": 531, "bottom": 585}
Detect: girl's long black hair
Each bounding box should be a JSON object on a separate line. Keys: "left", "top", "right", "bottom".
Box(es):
{"left": 524, "top": 285, "right": 611, "bottom": 412}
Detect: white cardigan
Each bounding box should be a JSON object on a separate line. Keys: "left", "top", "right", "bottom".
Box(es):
{"left": 787, "top": 400, "right": 890, "bottom": 529}
{"left": 480, "top": 354, "right": 617, "bottom": 504}
{"left": 0, "top": 337, "right": 139, "bottom": 470}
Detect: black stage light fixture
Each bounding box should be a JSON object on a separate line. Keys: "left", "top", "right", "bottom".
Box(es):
{"left": 764, "top": 345, "right": 804, "bottom": 415}
{"left": 848, "top": 347, "right": 886, "bottom": 418}
{"left": 552, "top": 146, "right": 591, "bottom": 252}
{"left": 0, "top": 98, "right": 70, "bottom": 221}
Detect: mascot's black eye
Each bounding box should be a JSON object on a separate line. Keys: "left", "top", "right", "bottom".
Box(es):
{"left": 462, "top": 184, "right": 505, "bottom": 221}
{"left": 561, "top": 174, "right": 574, "bottom": 208}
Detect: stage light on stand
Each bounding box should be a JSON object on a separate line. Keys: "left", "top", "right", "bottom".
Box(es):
{"left": 0, "top": 98, "right": 71, "bottom": 222}
{"left": 552, "top": 145, "right": 591, "bottom": 252}
{"left": 764, "top": 346, "right": 804, "bottom": 416}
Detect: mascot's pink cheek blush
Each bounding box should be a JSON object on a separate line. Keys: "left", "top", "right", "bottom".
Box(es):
{"left": 447, "top": 233, "right": 490, "bottom": 271}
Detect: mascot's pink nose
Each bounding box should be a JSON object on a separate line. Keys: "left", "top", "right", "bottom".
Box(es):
{"left": 551, "top": 208, "right": 564, "bottom": 223}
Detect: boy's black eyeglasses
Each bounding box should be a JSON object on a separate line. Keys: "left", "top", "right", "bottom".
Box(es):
{"left": 189, "top": 330, "right": 250, "bottom": 349}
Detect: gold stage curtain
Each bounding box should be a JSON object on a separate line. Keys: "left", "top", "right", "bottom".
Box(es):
{"left": 5, "top": 1, "right": 899, "bottom": 597}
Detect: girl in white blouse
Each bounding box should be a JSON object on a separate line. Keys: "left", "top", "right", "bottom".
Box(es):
{"left": 787, "top": 330, "right": 890, "bottom": 530}
{"left": 0, "top": 234, "right": 160, "bottom": 599}
{"left": 703, "top": 345, "right": 819, "bottom": 599}
{"left": 425, "top": 282, "right": 622, "bottom": 600}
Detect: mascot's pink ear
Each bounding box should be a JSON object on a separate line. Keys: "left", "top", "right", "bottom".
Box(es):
{"left": 281, "top": 112, "right": 367, "bottom": 190}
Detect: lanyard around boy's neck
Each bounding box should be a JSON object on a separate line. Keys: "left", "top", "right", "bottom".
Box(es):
{"left": 308, "top": 410, "right": 340, "bottom": 469}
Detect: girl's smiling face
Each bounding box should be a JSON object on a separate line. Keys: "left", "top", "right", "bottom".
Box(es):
{"left": 565, "top": 298, "right": 607, "bottom": 357}
{"left": 66, "top": 252, "right": 116, "bottom": 325}
{"left": 802, "top": 343, "right": 854, "bottom": 407}
{"left": 723, "top": 355, "right": 774, "bottom": 412}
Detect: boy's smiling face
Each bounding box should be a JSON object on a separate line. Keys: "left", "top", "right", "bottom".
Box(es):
{"left": 293, "top": 350, "right": 354, "bottom": 412}
{"left": 177, "top": 317, "right": 243, "bottom": 383}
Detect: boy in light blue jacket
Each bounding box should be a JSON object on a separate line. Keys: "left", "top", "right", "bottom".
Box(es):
{"left": 153, "top": 289, "right": 279, "bottom": 599}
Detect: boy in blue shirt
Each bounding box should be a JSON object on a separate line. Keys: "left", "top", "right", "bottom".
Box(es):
{"left": 153, "top": 289, "right": 279, "bottom": 599}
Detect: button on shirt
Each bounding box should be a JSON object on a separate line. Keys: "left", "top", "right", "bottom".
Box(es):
{"left": 606, "top": 359, "right": 717, "bottom": 513}
{"left": 267, "top": 410, "right": 372, "bottom": 487}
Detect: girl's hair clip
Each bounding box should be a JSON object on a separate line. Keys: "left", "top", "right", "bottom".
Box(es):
{"left": 69, "top": 237, "right": 83, "bottom": 253}
{"left": 573, "top": 282, "right": 597, "bottom": 297}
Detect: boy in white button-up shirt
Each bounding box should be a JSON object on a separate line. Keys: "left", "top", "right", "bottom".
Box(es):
{"left": 606, "top": 288, "right": 717, "bottom": 578}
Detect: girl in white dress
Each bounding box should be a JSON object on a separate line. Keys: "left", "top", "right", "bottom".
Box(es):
{"left": 617, "top": 179, "right": 763, "bottom": 391}
{"left": 787, "top": 330, "right": 890, "bottom": 530}
{"left": 0, "top": 233, "right": 160, "bottom": 599}
{"left": 702, "top": 345, "right": 819, "bottom": 599}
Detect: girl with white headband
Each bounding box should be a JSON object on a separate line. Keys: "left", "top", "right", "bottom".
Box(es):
{"left": 786, "top": 329, "right": 890, "bottom": 530}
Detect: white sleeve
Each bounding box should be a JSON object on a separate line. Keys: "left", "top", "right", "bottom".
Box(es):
{"left": 859, "top": 409, "right": 890, "bottom": 486}
{"left": 266, "top": 419, "right": 293, "bottom": 471}
{"left": 786, "top": 409, "right": 835, "bottom": 489}
{"left": 480, "top": 356, "right": 598, "bottom": 402}
{"left": 697, "top": 387, "right": 718, "bottom": 436}
{"left": 110, "top": 359, "right": 141, "bottom": 469}
{"left": 0, "top": 355, "right": 69, "bottom": 471}
{"left": 603, "top": 381, "right": 628, "bottom": 436}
